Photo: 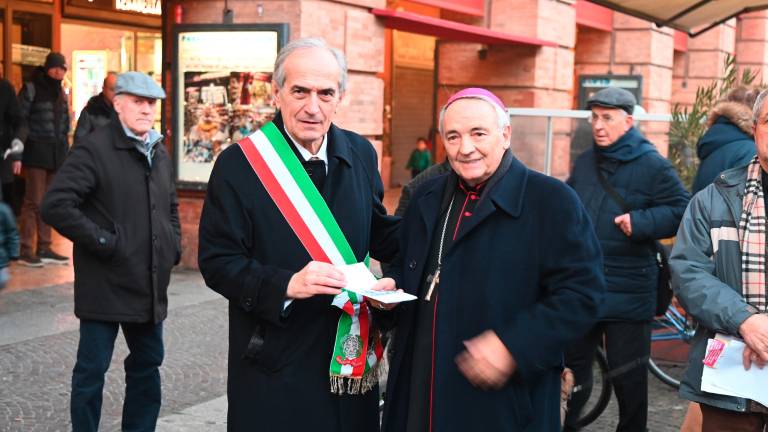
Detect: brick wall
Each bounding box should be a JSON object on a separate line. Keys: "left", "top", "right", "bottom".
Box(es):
{"left": 172, "top": 0, "right": 386, "bottom": 269}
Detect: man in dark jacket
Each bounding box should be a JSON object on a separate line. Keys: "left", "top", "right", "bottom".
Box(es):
{"left": 692, "top": 88, "right": 759, "bottom": 194}
{"left": 0, "top": 76, "right": 22, "bottom": 207}
{"left": 73, "top": 72, "right": 118, "bottom": 145}
{"left": 377, "top": 88, "right": 605, "bottom": 432}
{"left": 16, "top": 52, "right": 70, "bottom": 267}
{"left": 41, "top": 72, "right": 180, "bottom": 432}
{"left": 564, "top": 87, "right": 690, "bottom": 431}
{"left": 198, "top": 37, "right": 399, "bottom": 431}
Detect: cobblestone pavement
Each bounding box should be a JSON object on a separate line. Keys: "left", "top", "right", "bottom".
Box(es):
{"left": 0, "top": 271, "right": 228, "bottom": 432}
{"left": 0, "top": 260, "right": 690, "bottom": 432}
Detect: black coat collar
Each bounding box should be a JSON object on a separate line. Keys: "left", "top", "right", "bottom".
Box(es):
{"left": 418, "top": 156, "right": 528, "bottom": 244}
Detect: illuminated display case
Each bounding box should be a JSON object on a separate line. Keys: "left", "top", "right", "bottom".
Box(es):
{"left": 172, "top": 24, "right": 288, "bottom": 188}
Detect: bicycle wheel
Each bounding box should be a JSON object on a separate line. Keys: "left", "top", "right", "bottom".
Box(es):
{"left": 648, "top": 357, "right": 683, "bottom": 388}
{"left": 572, "top": 348, "right": 613, "bottom": 428}
{"left": 649, "top": 304, "right": 696, "bottom": 389}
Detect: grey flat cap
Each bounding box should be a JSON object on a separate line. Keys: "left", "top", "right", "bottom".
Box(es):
{"left": 115, "top": 72, "right": 166, "bottom": 99}
{"left": 587, "top": 87, "right": 636, "bottom": 114}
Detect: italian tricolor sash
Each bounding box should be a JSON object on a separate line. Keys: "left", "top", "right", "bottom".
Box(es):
{"left": 238, "top": 121, "right": 382, "bottom": 395}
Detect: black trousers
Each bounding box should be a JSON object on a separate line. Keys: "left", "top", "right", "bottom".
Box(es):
{"left": 563, "top": 321, "right": 651, "bottom": 432}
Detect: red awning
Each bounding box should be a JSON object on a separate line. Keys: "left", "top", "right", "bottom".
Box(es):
{"left": 371, "top": 8, "right": 557, "bottom": 48}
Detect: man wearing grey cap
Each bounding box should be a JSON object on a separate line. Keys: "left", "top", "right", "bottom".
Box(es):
{"left": 563, "top": 87, "right": 689, "bottom": 431}
{"left": 41, "top": 71, "right": 180, "bottom": 432}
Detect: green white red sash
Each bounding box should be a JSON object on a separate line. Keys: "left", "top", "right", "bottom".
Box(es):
{"left": 238, "top": 121, "right": 382, "bottom": 394}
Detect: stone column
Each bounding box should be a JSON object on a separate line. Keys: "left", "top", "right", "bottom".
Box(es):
{"left": 736, "top": 11, "right": 768, "bottom": 85}
{"left": 672, "top": 23, "right": 736, "bottom": 109}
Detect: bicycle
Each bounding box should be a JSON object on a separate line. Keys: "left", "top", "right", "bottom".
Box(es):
{"left": 571, "top": 301, "right": 697, "bottom": 428}
{"left": 648, "top": 302, "right": 697, "bottom": 388}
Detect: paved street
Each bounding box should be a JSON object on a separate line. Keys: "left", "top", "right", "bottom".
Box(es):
{"left": 0, "top": 268, "right": 689, "bottom": 431}
{"left": 0, "top": 189, "right": 688, "bottom": 431}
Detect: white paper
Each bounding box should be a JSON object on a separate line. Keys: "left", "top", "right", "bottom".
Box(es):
{"left": 701, "top": 333, "right": 768, "bottom": 407}
{"left": 338, "top": 263, "right": 417, "bottom": 304}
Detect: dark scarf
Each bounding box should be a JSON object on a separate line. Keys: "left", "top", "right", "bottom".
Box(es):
{"left": 594, "top": 126, "right": 655, "bottom": 162}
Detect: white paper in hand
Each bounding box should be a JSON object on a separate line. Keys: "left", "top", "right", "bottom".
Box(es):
{"left": 701, "top": 333, "right": 768, "bottom": 408}
{"left": 338, "top": 263, "right": 416, "bottom": 304}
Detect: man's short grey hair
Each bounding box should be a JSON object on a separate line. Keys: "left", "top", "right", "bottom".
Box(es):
{"left": 438, "top": 96, "right": 510, "bottom": 137}
{"left": 753, "top": 88, "right": 768, "bottom": 125}
{"left": 273, "top": 37, "right": 348, "bottom": 93}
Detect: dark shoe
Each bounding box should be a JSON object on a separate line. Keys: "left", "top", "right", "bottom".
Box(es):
{"left": 38, "top": 249, "right": 69, "bottom": 265}
{"left": 18, "top": 254, "right": 44, "bottom": 268}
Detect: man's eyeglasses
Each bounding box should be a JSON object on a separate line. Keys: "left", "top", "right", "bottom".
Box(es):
{"left": 588, "top": 114, "right": 621, "bottom": 125}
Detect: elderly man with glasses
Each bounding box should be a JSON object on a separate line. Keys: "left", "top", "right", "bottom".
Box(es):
{"left": 563, "top": 87, "right": 690, "bottom": 431}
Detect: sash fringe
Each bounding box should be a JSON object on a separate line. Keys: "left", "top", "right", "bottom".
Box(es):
{"left": 330, "top": 364, "right": 380, "bottom": 395}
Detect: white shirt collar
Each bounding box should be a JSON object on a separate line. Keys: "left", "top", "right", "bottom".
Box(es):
{"left": 286, "top": 130, "right": 328, "bottom": 171}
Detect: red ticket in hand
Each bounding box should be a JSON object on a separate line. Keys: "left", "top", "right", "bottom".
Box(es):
{"left": 703, "top": 338, "right": 725, "bottom": 368}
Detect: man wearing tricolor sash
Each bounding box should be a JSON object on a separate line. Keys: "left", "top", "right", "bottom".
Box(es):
{"left": 198, "top": 38, "right": 399, "bottom": 431}
{"left": 377, "top": 88, "right": 605, "bottom": 431}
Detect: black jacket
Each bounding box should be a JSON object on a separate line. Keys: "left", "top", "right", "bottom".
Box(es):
{"left": 382, "top": 158, "right": 604, "bottom": 431}
{"left": 567, "top": 127, "right": 690, "bottom": 321}
{"left": 0, "top": 78, "right": 21, "bottom": 184}
{"left": 73, "top": 93, "right": 115, "bottom": 145}
{"left": 198, "top": 113, "right": 400, "bottom": 431}
{"left": 17, "top": 67, "right": 70, "bottom": 170}
{"left": 41, "top": 118, "right": 180, "bottom": 323}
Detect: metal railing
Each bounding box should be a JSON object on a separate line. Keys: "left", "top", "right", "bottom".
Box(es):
{"left": 507, "top": 108, "right": 672, "bottom": 175}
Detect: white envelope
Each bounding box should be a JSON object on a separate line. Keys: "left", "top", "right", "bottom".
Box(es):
{"left": 338, "top": 263, "right": 417, "bottom": 304}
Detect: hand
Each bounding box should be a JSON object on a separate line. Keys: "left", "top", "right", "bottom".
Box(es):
{"left": 366, "top": 277, "right": 400, "bottom": 311}
{"left": 614, "top": 213, "right": 632, "bottom": 237}
{"left": 456, "top": 330, "right": 516, "bottom": 389}
{"left": 739, "top": 313, "right": 768, "bottom": 364}
{"left": 286, "top": 261, "right": 346, "bottom": 299}
{"left": 11, "top": 161, "right": 21, "bottom": 176}
{"left": 742, "top": 343, "right": 767, "bottom": 370}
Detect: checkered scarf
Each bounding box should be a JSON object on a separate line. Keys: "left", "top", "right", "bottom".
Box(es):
{"left": 739, "top": 157, "right": 768, "bottom": 312}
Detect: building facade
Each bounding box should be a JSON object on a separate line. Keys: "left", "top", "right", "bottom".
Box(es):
{"left": 162, "top": 0, "right": 768, "bottom": 268}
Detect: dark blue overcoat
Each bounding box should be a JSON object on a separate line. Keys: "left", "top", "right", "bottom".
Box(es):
{"left": 198, "top": 113, "right": 400, "bottom": 431}
{"left": 382, "top": 157, "right": 605, "bottom": 431}
{"left": 567, "top": 127, "right": 690, "bottom": 321}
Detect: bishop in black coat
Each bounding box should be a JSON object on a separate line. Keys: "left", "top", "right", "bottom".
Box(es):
{"left": 380, "top": 88, "right": 605, "bottom": 431}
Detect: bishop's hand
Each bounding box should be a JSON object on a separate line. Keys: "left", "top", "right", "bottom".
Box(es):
{"left": 456, "top": 330, "right": 516, "bottom": 390}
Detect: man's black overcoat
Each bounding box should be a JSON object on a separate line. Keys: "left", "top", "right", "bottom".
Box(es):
{"left": 198, "top": 114, "right": 400, "bottom": 431}
{"left": 382, "top": 158, "right": 605, "bottom": 431}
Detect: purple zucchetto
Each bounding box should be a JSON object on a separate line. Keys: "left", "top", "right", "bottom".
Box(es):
{"left": 444, "top": 87, "right": 506, "bottom": 111}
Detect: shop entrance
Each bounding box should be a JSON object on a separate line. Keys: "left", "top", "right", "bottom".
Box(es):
{"left": 61, "top": 22, "right": 160, "bottom": 122}
{"left": 389, "top": 29, "right": 436, "bottom": 188}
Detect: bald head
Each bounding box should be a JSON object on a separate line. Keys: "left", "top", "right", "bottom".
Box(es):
{"left": 103, "top": 72, "right": 118, "bottom": 106}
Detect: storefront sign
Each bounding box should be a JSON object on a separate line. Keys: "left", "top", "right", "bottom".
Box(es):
{"left": 578, "top": 75, "right": 643, "bottom": 109}
{"left": 115, "top": 0, "right": 161, "bottom": 15}
{"left": 173, "top": 26, "right": 287, "bottom": 188}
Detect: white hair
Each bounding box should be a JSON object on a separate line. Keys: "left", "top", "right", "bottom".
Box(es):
{"left": 438, "top": 96, "right": 510, "bottom": 137}
{"left": 753, "top": 88, "right": 768, "bottom": 125}
{"left": 273, "top": 37, "right": 348, "bottom": 93}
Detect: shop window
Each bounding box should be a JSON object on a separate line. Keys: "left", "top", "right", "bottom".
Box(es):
{"left": 172, "top": 25, "right": 287, "bottom": 188}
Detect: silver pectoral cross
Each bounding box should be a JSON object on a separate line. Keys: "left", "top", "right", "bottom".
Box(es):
{"left": 425, "top": 268, "right": 440, "bottom": 301}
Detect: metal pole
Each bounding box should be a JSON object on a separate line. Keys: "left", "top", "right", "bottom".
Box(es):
{"left": 544, "top": 116, "right": 553, "bottom": 175}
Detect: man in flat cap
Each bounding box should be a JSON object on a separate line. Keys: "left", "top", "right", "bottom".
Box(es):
{"left": 41, "top": 71, "right": 180, "bottom": 432}
{"left": 563, "top": 87, "right": 689, "bottom": 431}
{"left": 378, "top": 87, "right": 605, "bottom": 431}
{"left": 15, "top": 51, "right": 70, "bottom": 267}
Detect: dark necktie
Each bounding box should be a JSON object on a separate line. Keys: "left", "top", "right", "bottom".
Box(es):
{"left": 305, "top": 156, "right": 326, "bottom": 191}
